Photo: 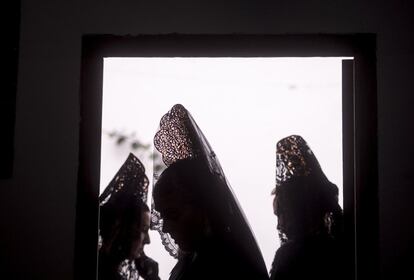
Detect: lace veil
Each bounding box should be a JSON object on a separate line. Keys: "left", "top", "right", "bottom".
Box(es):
{"left": 98, "top": 153, "right": 149, "bottom": 280}
{"left": 274, "top": 135, "right": 342, "bottom": 241}
{"left": 275, "top": 135, "right": 328, "bottom": 189}
{"left": 100, "top": 153, "right": 149, "bottom": 206}
{"left": 151, "top": 104, "right": 268, "bottom": 276}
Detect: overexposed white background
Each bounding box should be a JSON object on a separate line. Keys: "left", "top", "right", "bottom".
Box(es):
{"left": 100, "top": 57, "right": 345, "bottom": 279}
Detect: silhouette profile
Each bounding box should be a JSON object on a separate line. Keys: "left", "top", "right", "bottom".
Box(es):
{"left": 270, "top": 135, "right": 344, "bottom": 280}
{"left": 98, "top": 153, "right": 160, "bottom": 280}
{"left": 151, "top": 104, "right": 269, "bottom": 280}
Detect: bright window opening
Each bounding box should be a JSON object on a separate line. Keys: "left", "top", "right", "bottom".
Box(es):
{"left": 100, "top": 57, "right": 349, "bottom": 279}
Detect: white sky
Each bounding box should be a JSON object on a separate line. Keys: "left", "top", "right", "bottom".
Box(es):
{"left": 100, "top": 57, "right": 346, "bottom": 279}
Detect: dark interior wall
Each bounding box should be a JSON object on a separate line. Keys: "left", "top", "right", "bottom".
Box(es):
{"left": 1, "top": 0, "right": 413, "bottom": 279}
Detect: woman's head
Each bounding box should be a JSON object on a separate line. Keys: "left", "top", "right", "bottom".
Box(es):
{"left": 128, "top": 203, "right": 151, "bottom": 259}
{"left": 98, "top": 153, "right": 152, "bottom": 267}
{"left": 153, "top": 159, "right": 218, "bottom": 252}
{"left": 273, "top": 135, "right": 343, "bottom": 242}
{"left": 273, "top": 175, "right": 341, "bottom": 241}
{"left": 100, "top": 199, "right": 151, "bottom": 260}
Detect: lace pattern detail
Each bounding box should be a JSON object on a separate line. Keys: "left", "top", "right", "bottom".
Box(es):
{"left": 100, "top": 153, "right": 149, "bottom": 206}
{"left": 276, "top": 135, "right": 320, "bottom": 187}
{"left": 154, "top": 104, "right": 198, "bottom": 167}
{"left": 150, "top": 200, "right": 179, "bottom": 258}
{"left": 118, "top": 259, "right": 140, "bottom": 280}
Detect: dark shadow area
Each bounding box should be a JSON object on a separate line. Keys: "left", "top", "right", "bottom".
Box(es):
{"left": 0, "top": 1, "right": 20, "bottom": 179}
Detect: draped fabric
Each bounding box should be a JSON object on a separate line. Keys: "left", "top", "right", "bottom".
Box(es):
{"left": 98, "top": 153, "right": 149, "bottom": 280}
{"left": 271, "top": 135, "right": 344, "bottom": 280}
{"left": 273, "top": 135, "right": 341, "bottom": 242}
{"left": 100, "top": 153, "right": 149, "bottom": 206}
{"left": 275, "top": 135, "right": 326, "bottom": 189}
{"left": 151, "top": 104, "right": 269, "bottom": 279}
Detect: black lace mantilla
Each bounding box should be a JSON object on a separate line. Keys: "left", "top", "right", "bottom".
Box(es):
{"left": 151, "top": 104, "right": 196, "bottom": 258}
{"left": 154, "top": 104, "right": 198, "bottom": 167}
{"left": 151, "top": 104, "right": 226, "bottom": 258}
{"left": 98, "top": 153, "right": 149, "bottom": 279}
{"left": 100, "top": 153, "right": 149, "bottom": 206}
{"left": 275, "top": 135, "right": 321, "bottom": 188}
{"left": 151, "top": 104, "right": 268, "bottom": 277}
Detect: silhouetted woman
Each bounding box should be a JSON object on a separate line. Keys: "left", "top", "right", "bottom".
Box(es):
{"left": 270, "top": 135, "right": 344, "bottom": 280}
{"left": 151, "top": 104, "right": 269, "bottom": 280}
{"left": 98, "top": 153, "right": 160, "bottom": 280}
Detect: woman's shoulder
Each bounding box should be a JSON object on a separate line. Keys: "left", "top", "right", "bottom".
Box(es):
{"left": 180, "top": 239, "right": 267, "bottom": 280}
{"left": 271, "top": 236, "right": 344, "bottom": 280}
